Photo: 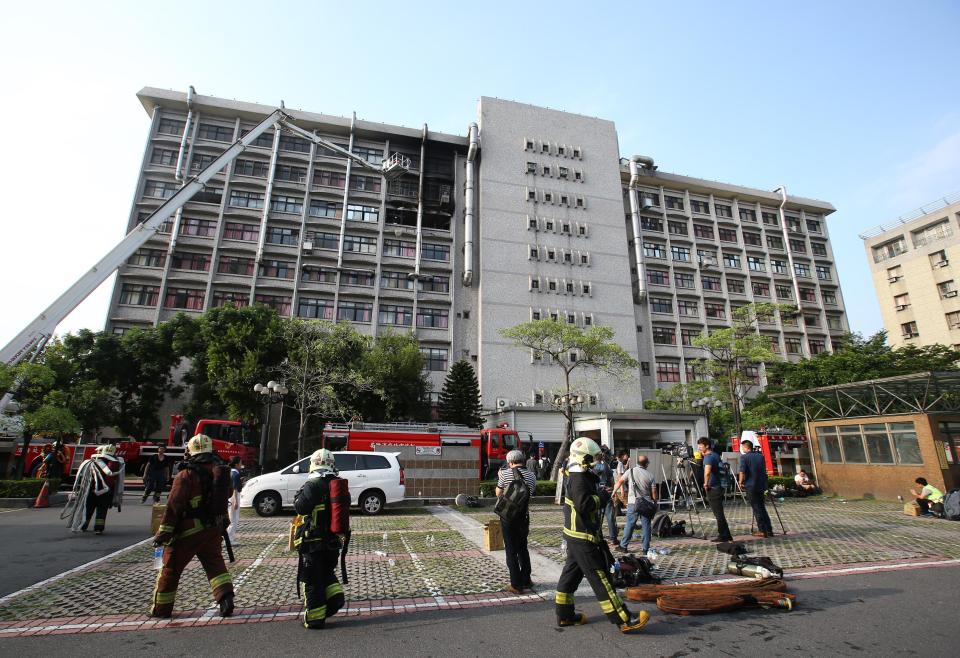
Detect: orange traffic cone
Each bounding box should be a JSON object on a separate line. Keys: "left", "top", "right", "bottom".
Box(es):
{"left": 34, "top": 479, "right": 51, "bottom": 508}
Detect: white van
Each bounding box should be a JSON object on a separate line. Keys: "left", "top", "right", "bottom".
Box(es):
{"left": 240, "top": 451, "right": 405, "bottom": 516}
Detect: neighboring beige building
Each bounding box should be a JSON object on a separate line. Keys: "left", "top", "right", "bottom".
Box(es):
{"left": 862, "top": 193, "right": 960, "bottom": 349}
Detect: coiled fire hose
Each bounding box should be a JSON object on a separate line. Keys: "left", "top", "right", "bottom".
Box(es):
{"left": 625, "top": 577, "right": 795, "bottom": 615}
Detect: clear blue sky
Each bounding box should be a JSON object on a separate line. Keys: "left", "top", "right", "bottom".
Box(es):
{"left": 1, "top": 0, "right": 958, "bottom": 346}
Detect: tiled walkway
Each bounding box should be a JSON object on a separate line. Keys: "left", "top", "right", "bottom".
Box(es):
{"left": 0, "top": 498, "right": 957, "bottom": 637}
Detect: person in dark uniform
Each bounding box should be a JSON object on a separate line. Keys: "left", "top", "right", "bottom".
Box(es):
{"left": 142, "top": 445, "right": 172, "bottom": 503}
{"left": 555, "top": 437, "right": 649, "bottom": 634}
{"left": 700, "top": 437, "right": 732, "bottom": 542}
{"left": 739, "top": 439, "right": 773, "bottom": 537}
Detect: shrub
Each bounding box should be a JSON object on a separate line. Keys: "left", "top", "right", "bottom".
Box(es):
{"left": 0, "top": 478, "right": 54, "bottom": 498}
{"left": 767, "top": 476, "right": 799, "bottom": 491}
{"left": 480, "top": 479, "right": 557, "bottom": 498}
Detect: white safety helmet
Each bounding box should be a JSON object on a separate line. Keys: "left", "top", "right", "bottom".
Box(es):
{"left": 568, "top": 437, "right": 601, "bottom": 469}
{"left": 309, "top": 448, "right": 336, "bottom": 473}
{"left": 187, "top": 434, "right": 213, "bottom": 456}
{"left": 97, "top": 444, "right": 117, "bottom": 457}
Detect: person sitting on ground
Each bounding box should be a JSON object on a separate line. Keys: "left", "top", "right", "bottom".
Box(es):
{"left": 794, "top": 469, "right": 818, "bottom": 494}
{"left": 910, "top": 477, "right": 945, "bottom": 518}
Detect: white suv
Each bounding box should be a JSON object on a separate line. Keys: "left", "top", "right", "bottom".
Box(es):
{"left": 240, "top": 451, "right": 405, "bottom": 516}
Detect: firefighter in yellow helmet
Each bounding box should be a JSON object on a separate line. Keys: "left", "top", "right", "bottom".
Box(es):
{"left": 555, "top": 437, "right": 650, "bottom": 633}
{"left": 292, "top": 449, "right": 347, "bottom": 629}
{"left": 150, "top": 435, "right": 235, "bottom": 618}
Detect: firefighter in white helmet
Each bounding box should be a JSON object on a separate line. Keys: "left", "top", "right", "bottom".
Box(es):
{"left": 67, "top": 444, "right": 125, "bottom": 534}
{"left": 292, "top": 449, "right": 347, "bottom": 629}
{"left": 555, "top": 437, "right": 650, "bottom": 633}
{"left": 150, "top": 435, "right": 234, "bottom": 618}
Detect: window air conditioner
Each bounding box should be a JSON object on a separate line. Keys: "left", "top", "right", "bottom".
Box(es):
{"left": 944, "top": 290, "right": 958, "bottom": 298}
{"left": 887, "top": 276, "right": 901, "bottom": 283}
{"left": 937, "top": 260, "right": 950, "bottom": 268}
{"left": 302, "top": 240, "right": 313, "bottom": 252}
{"left": 902, "top": 332, "right": 919, "bottom": 339}
{"left": 895, "top": 304, "right": 908, "bottom": 311}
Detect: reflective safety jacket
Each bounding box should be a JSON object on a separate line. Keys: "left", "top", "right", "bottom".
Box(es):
{"left": 562, "top": 466, "right": 605, "bottom": 544}
{"left": 157, "top": 455, "right": 232, "bottom": 541}
{"left": 293, "top": 472, "right": 341, "bottom": 553}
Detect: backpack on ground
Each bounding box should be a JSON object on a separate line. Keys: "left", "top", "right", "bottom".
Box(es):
{"left": 670, "top": 519, "right": 687, "bottom": 536}
{"left": 944, "top": 489, "right": 960, "bottom": 521}
{"left": 614, "top": 554, "right": 660, "bottom": 587}
{"left": 651, "top": 512, "right": 673, "bottom": 538}
{"left": 494, "top": 468, "right": 530, "bottom": 523}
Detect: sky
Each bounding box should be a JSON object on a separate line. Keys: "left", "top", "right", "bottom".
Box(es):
{"left": 1, "top": 0, "right": 958, "bottom": 351}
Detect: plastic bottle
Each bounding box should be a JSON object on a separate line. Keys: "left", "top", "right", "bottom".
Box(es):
{"left": 560, "top": 538, "right": 568, "bottom": 559}
{"left": 153, "top": 546, "right": 164, "bottom": 570}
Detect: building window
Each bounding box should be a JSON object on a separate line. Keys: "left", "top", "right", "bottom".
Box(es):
{"left": 259, "top": 260, "right": 295, "bottom": 279}
{"left": 690, "top": 199, "right": 709, "bottom": 214}
{"left": 677, "top": 300, "right": 700, "bottom": 317}
{"left": 274, "top": 164, "right": 307, "bottom": 183}
{"left": 872, "top": 236, "right": 907, "bottom": 263}
{"left": 643, "top": 242, "right": 666, "bottom": 259}
{"left": 811, "top": 242, "right": 828, "bottom": 256}
{"left": 211, "top": 291, "right": 249, "bottom": 309}
{"left": 681, "top": 328, "right": 701, "bottom": 346}
{"left": 775, "top": 284, "right": 793, "bottom": 300}
{"left": 239, "top": 128, "right": 274, "bottom": 148}
{"left": 419, "top": 275, "right": 450, "bottom": 293}
{"left": 816, "top": 265, "right": 832, "bottom": 280}
{"left": 717, "top": 227, "right": 738, "bottom": 243}
{"left": 912, "top": 219, "right": 953, "bottom": 248}
{"left": 640, "top": 361, "right": 650, "bottom": 376}
{"left": 229, "top": 190, "right": 265, "bottom": 209}
{"left": 279, "top": 134, "right": 311, "bottom": 153}
{"left": 164, "top": 288, "right": 205, "bottom": 311}
{"left": 151, "top": 148, "right": 179, "bottom": 166}
{"left": 265, "top": 227, "right": 299, "bottom": 246}
{"left": 787, "top": 216, "right": 801, "bottom": 232}
{"left": 800, "top": 287, "right": 817, "bottom": 302}
{"left": 822, "top": 289, "right": 838, "bottom": 305}
{"left": 650, "top": 297, "right": 673, "bottom": 314}
{"left": 652, "top": 326, "right": 676, "bottom": 345}
{"left": 422, "top": 243, "right": 450, "bottom": 261}
{"left": 180, "top": 218, "right": 217, "bottom": 237}
{"left": 945, "top": 310, "right": 960, "bottom": 330}
{"left": 641, "top": 217, "right": 664, "bottom": 232}
{"left": 789, "top": 239, "right": 807, "bottom": 254}
{"left": 144, "top": 180, "right": 177, "bottom": 199}
{"left": 307, "top": 231, "right": 340, "bottom": 251}
{"left": 217, "top": 255, "right": 255, "bottom": 276}
{"left": 723, "top": 253, "right": 741, "bottom": 269}
{"left": 739, "top": 207, "right": 757, "bottom": 223}
{"left": 674, "top": 272, "right": 695, "bottom": 289}
{"left": 768, "top": 336, "right": 781, "bottom": 353}
{"left": 343, "top": 235, "right": 377, "bottom": 254}
{"left": 350, "top": 174, "right": 381, "bottom": 193}
{"left": 297, "top": 297, "right": 334, "bottom": 320}
{"left": 752, "top": 281, "right": 770, "bottom": 297}
{"left": 744, "top": 365, "right": 760, "bottom": 384}
{"left": 743, "top": 232, "right": 762, "bottom": 247}
{"left": 417, "top": 307, "right": 449, "bottom": 329}
{"left": 727, "top": 278, "right": 746, "bottom": 294}
{"left": 270, "top": 195, "right": 303, "bottom": 214}
{"left": 337, "top": 300, "right": 373, "bottom": 323}
{"left": 656, "top": 361, "right": 681, "bottom": 383}
{"left": 804, "top": 314, "right": 820, "bottom": 327}
{"left": 171, "top": 252, "right": 210, "bottom": 272}
{"left": 901, "top": 321, "right": 918, "bottom": 338}
{"left": 705, "top": 302, "right": 726, "bottom": 319}
{"left": 421, "top": 347, "right": 448, "bottom": 372}
{"left": 809, "top": 338, "right": 826, "bottom": 354}
{"left": 827, "top": 315, "right": 844, "bottom": 330}
{"left": 668, "top": 221, "right": 688, "bottom": 236}
{"left": 384, "top": 239, "right": 417, "bottom": 258}
{"left": 938, "top": 280, "right": 957, "bottom": 298}
{"left": 379, "top": 304, "right": 413, "bottom": 326}
{"left": 129, "top": 249, "right": 165, "bottom": 268}
{"left": 234, "top": 159, "right": 270, "bottom": 178}
{"left": 198, "top": 123, "right": 232, "bottom": 142}
{"left": 120, "top": 284, "right": 160, "bottom": 306}
{"left": 380, "top": 271, "right": 414, "bottom": 290}
{"left": 747, "top": 256, "right": 765, "bottom": 272}
{"left": 771, "top": 259, "right": 787, "bottom": 274}
{"left": 930, "top": 250, "right": 949, "bottom": 268}
{"left": 817, "top": 423, "right": 921, "bottom": 465}
{"left": 715, "top": 204, "right": 732, "bottom": 218}
{"left": 766, "top": 235, "right": 784, "bottom": 250}
{"left": 665, "top": 195, "right": 684, "bottom": 211}
{"left": 642, "top": 192, "right": 660, "bottom": 207}
{"left": 190, "top": 153, "right": 217, "bottom": 172}
{"left": 302, "top": 266, "right": 337, "bottom": 283}
{"left": 254, "top": 294, "right": 292, "bottom": 316}
{"left": 671, "top": 245, "right": 691, "bottom": 262}
{"left": 761, "top": 211, "right": 779, "bottom": 226}
{"left": 693, "top": 224, "right": 713, "bottom": 240}
{"left": 794, "top": 263, "right": 811, "bottom": 278}
{"left": 785, "top": 337, "right": 802, "bottom": 354}
{"left": 352, "top": 146, "right": 384, "bottom": 164}
{"left": 701, "top": 275, "right": 722, "bottom": 291}
{"left": 346, "top": 204, "right": 379, "bottom": 223}
{"left": 309, "top": 199, "right": 341, "bottom": 218}
{"left": 157, "top": 117, "right": 185, "bottom": 135}
{"left": 647, "top": 269, "right": 670, "bottom": 286}
{"left": 806, "top": 219, "right": 822, "bottom": 233}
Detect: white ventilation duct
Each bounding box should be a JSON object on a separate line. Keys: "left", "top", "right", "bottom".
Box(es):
{"left": 462, "top": 123, "right": 479, "bottom": 286}
{"left": 628, "top": 155, "right": 656, "bottom": 298}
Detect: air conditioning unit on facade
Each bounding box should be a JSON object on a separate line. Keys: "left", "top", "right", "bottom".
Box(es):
{"left": 895, "top": 304, "right": 908, "bottom": 311}
{"left": 302, "top": 240, "right": 313, "bottom": 252}
{"left": 937, "top": 260, "right": 950, "bottom": 268}
{"left": 943, "top": 290, "right": 958, "bottom": 298}
{"left": 902, "top": 332, "right": 919, "bottom": 339}
{"left": 887, "top": 276, "right": 901, "bottom": 283}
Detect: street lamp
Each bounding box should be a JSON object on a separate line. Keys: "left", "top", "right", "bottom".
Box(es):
{"left": 691, "top": 395, "right": 723, "bottom": 439}
{"left": 552, "top": 392, "right": 586, "bottom": 456}
{"left": 254, "top": 380, "right": 287, "bottom": 473}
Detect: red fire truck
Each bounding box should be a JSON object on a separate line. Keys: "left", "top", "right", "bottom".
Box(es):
{"left": 16, "top": 414, "right": 258, "bottom": 478}
{"left": 731, "top": 428, "right": 808, "bottom": 476}
{"left": 321, "top": 422, "right": 527, "bottom": 479}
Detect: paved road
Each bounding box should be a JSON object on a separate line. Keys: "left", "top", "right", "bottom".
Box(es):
{"left": 5, "top": 565, "right": 958, "bottom": 656}
{"left": 0, "top": 494, "right": 154, "bottom": 597}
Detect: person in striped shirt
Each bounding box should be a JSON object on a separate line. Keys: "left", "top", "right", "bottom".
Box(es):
{"left": 496, "top": 450, "right": 537, "bottom": 593}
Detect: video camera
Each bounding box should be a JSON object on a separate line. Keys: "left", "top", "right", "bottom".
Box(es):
{"left": 661, "top": 442, "right": 692, "bottom": 460}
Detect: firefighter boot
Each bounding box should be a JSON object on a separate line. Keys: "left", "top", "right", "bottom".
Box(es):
{"left": 557, "top": 611, "right": 588, "bottom": 627}
{"left": 619, "top": 610, "right": 650, "bottom": 634}
{"left": 219, "top": 594, "right": 235, "bottom": 618}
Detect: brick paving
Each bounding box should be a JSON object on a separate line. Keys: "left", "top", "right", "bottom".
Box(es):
{"left": 0, "top": 498, "right": 958, "bottom": 637}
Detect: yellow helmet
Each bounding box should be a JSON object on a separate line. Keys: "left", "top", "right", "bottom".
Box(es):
{"left": 569, "top": 437, "right": 601, "bottom": 468}
{"left": 187, "top": 434, "right": 213, "bottom": 456}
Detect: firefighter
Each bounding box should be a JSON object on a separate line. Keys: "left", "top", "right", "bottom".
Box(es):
{"left": 150, "top": 434, "right": 234, "bottom": 619}
{"left": 293, "top": 449, "right": 346, "bottom": 629}
{"left": 555, "top": 437, "right": 650, "bottom": 634}
{"left": 68, "top": 444, "right": 125, "bottom": 534}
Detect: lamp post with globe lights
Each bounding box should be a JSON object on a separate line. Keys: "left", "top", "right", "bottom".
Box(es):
{"left": 691, "top": 394, "right": 723, "bottom": 440}
{"left": 254, "top": 381, "right": 287, "bottom": 473}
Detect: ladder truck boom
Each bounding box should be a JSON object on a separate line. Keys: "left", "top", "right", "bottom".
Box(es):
{"left": 1, "top": 104, "right": 412, "bottom": 411}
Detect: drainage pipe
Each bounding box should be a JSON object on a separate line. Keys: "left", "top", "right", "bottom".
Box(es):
{"left": 628, "top": 155, "right": 656, "bottom": 298}
{"left": 774, "top": 185, "right": 810, "bottom": 358}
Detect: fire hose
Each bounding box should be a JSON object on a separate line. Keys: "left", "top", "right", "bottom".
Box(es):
{"left": 625, "top": 577, "right": 795, "bottom": 615}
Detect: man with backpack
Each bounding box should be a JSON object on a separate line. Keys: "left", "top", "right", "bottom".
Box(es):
{"left": 150, "top": 435, "right": 234, "bottom": 619}
{"left": 594, "top": 448, "right": 618, "bottom": 546}
{"left": 293, "top": 449, "right": 349, "bottom": 629}
{"left": 496, "top": 450, "right": 536, "bottom": 594}
{"left": 612, "top": 455, "right": 658, "bottom": 555}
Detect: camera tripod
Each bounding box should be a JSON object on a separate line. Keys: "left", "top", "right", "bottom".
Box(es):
{"left": 661, "top": 459, "right": 707, "bottom": 539}
{"left": 731, "top": 472, "right": 787, "bottom": 535}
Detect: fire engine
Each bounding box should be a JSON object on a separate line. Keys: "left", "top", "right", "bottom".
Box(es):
{"left": 15, "top": 414, "right": 258, "bottom": 478}
{"left": 731, "top": 428, "right": 808, "bottom": 476}
{"left": 321, "top": 421, "right": 527, "bottom": 479}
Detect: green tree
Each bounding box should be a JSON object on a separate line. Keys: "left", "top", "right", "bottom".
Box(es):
{"left": 439, "top": 360, "right": 483, "bottom": 428}
{"left": 5, "top": 361, "right": 56, "bottom": 479}
{"left": 281, "top": 320, "right": 375, "bottom": 458}
{"left": 24, "top": 404, "right": 80, "bottom": 440}
{"left": 352, "top": 331, "right": 431, "bottom": 423}
{"left": 500, "top": 320, "right": 638, "bottom": 478}
{"left": 691, "top": 303, "right": 785, "bottom": 437}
